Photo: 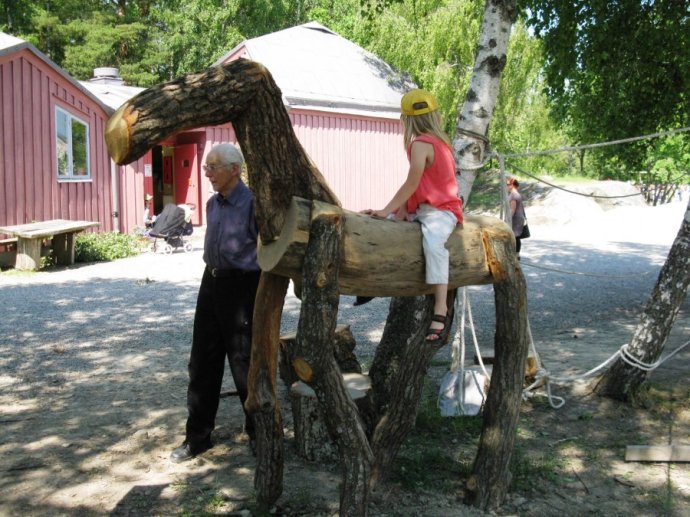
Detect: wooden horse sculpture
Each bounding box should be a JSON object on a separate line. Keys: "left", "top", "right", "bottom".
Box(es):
{"left": 106, "top": 59, "right": 529, "bottom": 514}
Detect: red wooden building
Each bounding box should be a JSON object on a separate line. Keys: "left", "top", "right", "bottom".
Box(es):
{"left": 2, "top": 23, "right": 413, "bottom": 236}
{"left": 0, "top": 32, "right": 117, "bottom": 233}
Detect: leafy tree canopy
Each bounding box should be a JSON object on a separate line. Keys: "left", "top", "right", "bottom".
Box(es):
{"left": 521, "top": 0, "right": 690, "bottom": 170}
{"left": 3, "top": 0, "right": 566, "bottom": 176}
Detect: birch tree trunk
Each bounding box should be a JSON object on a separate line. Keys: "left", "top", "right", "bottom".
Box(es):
{"left": 454, "top": 0, "right": 517, "bottom": 203}
{"left": 594, "top": 199, "right": 690, "bottom": 400}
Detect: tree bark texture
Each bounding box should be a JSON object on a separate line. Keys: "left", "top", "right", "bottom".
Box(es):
{"left": 279, "top": 324, "right": 362, "bottom": 388}
{"left": 247, "top": 272, "right": 289, "bottom": 507}
{"left": 105, "top": 58, "right": 339, "bottom": 242}
{"left": 464, "top": 237, "right": 529, "bottom": 510}
{"left": 454, "top": 0, "right": 517, "bottom": 204}
{"left": 259, "top": 197, "right": 513, "bottom": 296}
{"left": 366, "top": 295, "right": 455, "bottom": 488}
{"left": 279, "top": 325, "right": 369, "bottom": 462}
{"left": 294, "top": 204, "right": 373, "bottom": 516}
{"left": 594, "top": 198, "right": 690, "bottom": 401}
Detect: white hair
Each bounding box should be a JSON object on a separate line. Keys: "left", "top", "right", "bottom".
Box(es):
{"left": 210, "top": 143, "right": 244, "bottom": 166}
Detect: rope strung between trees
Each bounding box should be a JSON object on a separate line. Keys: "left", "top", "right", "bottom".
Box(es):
{"left": 524, "top": 340, "right": 690, "bottom": 409}
{"left": 502, "top": 161, "right": 643, "bottom": 199}
{"left": 456, "top": 282, "right": 690, "bottom": 410}
{"left": 456, "top": 126, "right": 688, "bottom": 410}
{"left": 520, "top": 259, "right": 652, "bottom": 279}
{"left": 500, "top": 126, "right": 690, "bottom": 158}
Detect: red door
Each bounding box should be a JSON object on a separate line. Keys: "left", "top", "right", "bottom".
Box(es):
{"left": 173, "top": 144, "right": 201, "bottom": 225}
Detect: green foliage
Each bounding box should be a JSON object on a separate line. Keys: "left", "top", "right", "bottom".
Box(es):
{"left": 75, "top": 232, "right": 142, "bottom": 263}
{"left": 522, "top": 0, "right": 690, "bottom": 172}
{"left": 9, "top": 0, "right": 570, "bottom": 181}
{"left": 351, "top": 0, "right": 483, "bottom": 136}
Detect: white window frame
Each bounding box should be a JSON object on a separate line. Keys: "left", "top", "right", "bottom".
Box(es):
{"left": 56, "top": 106, "right": 91, "bottom": 181}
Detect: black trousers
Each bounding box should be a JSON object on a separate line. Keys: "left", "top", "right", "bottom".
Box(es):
{"left": 184, "top": 268, "right": 261, "bottom": 447}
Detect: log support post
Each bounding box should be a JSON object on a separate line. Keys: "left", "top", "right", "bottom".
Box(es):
{"left": 279, "top": 325, "right": 366, "bottom": 462}
{"left": 247, "top": 272, "right": 290, "bottom": 508}
{"left": 293, "top": 203, "right": 373, "bottom": 516}
{"left": 465, "top": 233, "right": 529, "bottom": 510}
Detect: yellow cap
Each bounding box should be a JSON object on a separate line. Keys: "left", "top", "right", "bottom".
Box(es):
{"left": 400, "top": 89, "right": 438, "bottom": 116}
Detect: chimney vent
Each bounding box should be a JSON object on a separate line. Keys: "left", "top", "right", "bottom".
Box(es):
{"left": 90, "top": 67, "right": 124, "bottom": 85}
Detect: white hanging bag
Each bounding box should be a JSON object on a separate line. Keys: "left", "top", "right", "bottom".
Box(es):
{"left": 438, "top": 288, "right": 489, "bottom": 417}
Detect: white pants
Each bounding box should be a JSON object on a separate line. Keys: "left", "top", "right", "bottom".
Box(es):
{"left": 412, "top": 204, "right": 458, "bottom": 285}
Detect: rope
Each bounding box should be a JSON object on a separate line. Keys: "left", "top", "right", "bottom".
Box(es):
{"left": 501, "top": 126, "right": 690, "bottom": 158}
{"left": 524, "top": 340, "right": 690, "bottom": 409}
{"left": 520, "top": 259, "right": 652, "bottom": 278}
{"left": 503, "top": 160, "right": 643, "bottom": 199}
{"left": 452, "top": 287, "right": 690, "bottom": 410}
{"left": 455, "top": 127, "right": 491, "bottom": 144}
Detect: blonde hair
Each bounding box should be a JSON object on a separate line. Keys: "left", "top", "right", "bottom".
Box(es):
{"left": 401, "top": 110, "right": 452, "bottom": 150}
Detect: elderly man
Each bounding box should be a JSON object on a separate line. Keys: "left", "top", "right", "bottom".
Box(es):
{"left": 171, "top": 143, "right": 260, "bottom": 462}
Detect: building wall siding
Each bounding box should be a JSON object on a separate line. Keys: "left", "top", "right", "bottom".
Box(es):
{"left": 289, "top": 109, "right": 407, "bottom": 212}
{"left": 0, "top": 48, "right": 113, "bottom": 233}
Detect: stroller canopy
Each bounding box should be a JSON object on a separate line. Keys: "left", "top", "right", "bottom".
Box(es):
{"left": 150, "top": 204, "right": 187, "bottom": 237}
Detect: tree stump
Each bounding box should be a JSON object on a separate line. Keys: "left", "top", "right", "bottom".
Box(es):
{"left": 288, "top": 373, "right": 371, "bottom": 463}
{"left": 279, "top": 324, "right": 368, "bottom": 462}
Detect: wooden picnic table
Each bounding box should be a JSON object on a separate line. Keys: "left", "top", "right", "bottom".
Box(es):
{"left": 0, "top": 219, "right": 99, "bottom": 270}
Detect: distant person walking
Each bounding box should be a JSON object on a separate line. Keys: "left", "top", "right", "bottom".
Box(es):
{"left": 170, "top": 143, "right": 260, "bottom": 462}
{"left": 507, "top": 177, "right": 527, "bottom": 260}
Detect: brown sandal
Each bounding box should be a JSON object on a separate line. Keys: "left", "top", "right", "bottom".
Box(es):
{"left": 425, "top": 313, "right": 447, "bottom": 342}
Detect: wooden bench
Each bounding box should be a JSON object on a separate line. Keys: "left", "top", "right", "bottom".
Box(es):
{"left": 0, "top": 237, "right": 18, "bottom": 268}
{"left": 0, "top": 220, "right": 99, "bottom": 270}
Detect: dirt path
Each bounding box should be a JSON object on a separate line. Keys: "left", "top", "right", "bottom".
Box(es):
{"left": 0, "top": 192, "right": 688, "bottom": 516}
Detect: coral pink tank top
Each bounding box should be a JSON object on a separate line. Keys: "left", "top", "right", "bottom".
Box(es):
{"left": 406, "top": 134, "right": 463, "bottom": 223}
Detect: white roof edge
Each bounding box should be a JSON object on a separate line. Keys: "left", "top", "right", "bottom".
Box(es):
{"left": 213, "top": 40, "right": 245, "bottom": 66}
{"left": 289, "top": 105, "right": 401, "bottom": 120}
{"left": 285, "top": 96, "right": 399, "bottom": 117}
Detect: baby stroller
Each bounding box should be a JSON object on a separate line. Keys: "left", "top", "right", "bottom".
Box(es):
{"left": 148, "top": 203, "right": 195, "bottom": 254}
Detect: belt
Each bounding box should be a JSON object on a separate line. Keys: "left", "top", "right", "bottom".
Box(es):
{"left": 207, "top": 266, "right": 250, "bottom": 278}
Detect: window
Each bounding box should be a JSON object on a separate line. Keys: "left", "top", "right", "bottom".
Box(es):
{"left": 56, "top": 107, "right": 90, "bottom": 180}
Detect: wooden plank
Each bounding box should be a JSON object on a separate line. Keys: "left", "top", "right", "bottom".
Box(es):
{"left": 16, "top": 238, "right": 41, "bottom": 270}
{"left": 52, "top": 232, "right": 75, "bottom": 265}
{"left": 625, "top": 445, "right": 690, "bottom": 462}
{"left": 0, "top": 220, "right": 98, "bottom": 239}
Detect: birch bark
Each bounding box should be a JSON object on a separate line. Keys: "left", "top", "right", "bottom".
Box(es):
{"left": 454, "top": 0, "right": 517, "bottom": 203}
{"left": 594, "top": 199, "right": 690, "bottom": 400}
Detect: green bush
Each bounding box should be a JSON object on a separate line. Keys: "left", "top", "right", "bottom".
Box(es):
{"left": 75, "top": 232, "right": 143, "bottom": 263}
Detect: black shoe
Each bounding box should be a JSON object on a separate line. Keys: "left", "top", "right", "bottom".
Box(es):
{"left": 170, "top": 441, "right": 211, "bottom": 463}
{"left": 354, "top": 296, "right": 375, "bottom": 306}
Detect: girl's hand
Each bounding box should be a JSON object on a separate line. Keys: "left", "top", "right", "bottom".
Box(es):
{"left": 360, "top": 209, "right": 389, "bottom": 218}
{"left": 395, "top": 205, "right": 408, "bottom": 221}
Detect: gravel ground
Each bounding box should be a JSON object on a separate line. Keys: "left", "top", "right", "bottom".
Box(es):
{"left": 0, "top": 183, "right": 688, "bottom": 516}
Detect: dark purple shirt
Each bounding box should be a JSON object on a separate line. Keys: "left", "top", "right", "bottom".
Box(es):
{"left": 203, "top": 180, "right": 260, "bottom": 271}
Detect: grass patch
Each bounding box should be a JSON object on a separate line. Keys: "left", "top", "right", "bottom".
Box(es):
{"left": 391, "top": 382, "right": 483, "bottom": 492}
{"left": 510, "top": 444, "right": 565, "bottom": 492}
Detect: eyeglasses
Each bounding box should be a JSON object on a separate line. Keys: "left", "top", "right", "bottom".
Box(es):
{"left": 203, "top": 164, "right": 225, "bottom": 173}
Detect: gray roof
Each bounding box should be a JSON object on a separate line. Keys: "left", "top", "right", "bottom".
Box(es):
{"left": 0, "top": 32, "right": 112, "bottom": 114}
{"left": 78, "top": 81, "right": 146, "bottom": 110}
{"left": 215, "top": 22, "right": 413, "bottom": 118}
{"left": 0, "top": 32, "right": 24, "bottom": 50}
